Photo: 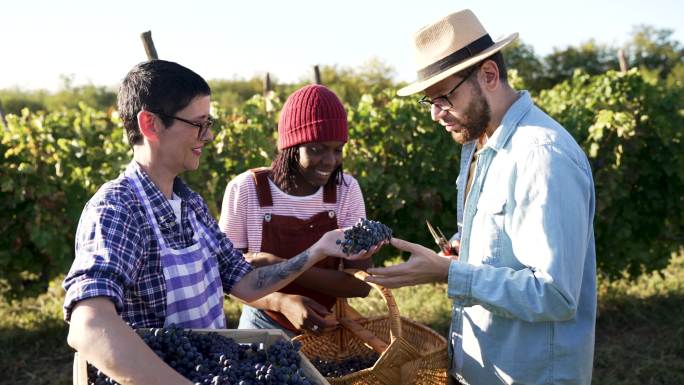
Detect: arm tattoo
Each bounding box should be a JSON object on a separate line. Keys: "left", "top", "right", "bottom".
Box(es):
{"left": 253, "top": 249, "right": 310, "bottom": 290}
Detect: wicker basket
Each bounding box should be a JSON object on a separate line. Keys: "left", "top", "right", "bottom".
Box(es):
{"left": 293, "top": 270, "right": 449, "bottom": 385}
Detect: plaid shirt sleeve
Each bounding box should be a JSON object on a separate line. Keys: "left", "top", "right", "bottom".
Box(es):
{"left": 62, "top": 186, "right": 143, "bottom": 321}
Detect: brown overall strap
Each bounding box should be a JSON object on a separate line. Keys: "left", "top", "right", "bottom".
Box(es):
{"left": 251, "top": 168, "right": 273, "bottom": 207}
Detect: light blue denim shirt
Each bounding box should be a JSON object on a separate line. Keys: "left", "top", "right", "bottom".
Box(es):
{"left": 447, "top": 91, "right": 596, "bottom": 385}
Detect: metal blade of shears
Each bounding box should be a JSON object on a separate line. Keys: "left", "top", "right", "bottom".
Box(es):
{"left": 426, "top": 220, "right": 441, "bottom": 244}
{"left": 436, "top": 226, "right": 448, "bottom": 242}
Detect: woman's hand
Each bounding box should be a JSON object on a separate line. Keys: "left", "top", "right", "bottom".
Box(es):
{"left": 232, "top": 229, "right": 384, "bottom": 303}
{"left": 243, "top": 251, "right": 283, "bottom": 267}
{"left": 310, "top": 229, "right": 387, "bottom": 262}
{"left": 279, "top": 294, "right": 338, "bottom": 334}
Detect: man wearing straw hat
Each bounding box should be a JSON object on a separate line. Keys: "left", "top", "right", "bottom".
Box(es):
{"left": 364, "top": 9, "right": 597, "bottom": 385}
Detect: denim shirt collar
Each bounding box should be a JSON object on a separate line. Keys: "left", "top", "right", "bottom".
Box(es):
{"left": 484, "top": 90, "right": 533, "bottom": 152}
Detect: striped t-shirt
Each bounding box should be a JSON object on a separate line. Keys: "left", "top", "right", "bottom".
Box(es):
{"left": 219, "top": 170, "right": 366, "bottom": 252}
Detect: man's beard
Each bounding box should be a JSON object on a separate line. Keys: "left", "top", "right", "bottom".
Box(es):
{"left": 450, "top": 82, "right": 491, "bottom": 142}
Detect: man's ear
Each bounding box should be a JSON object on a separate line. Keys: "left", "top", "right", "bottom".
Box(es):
{"left": 137, "top": 110, "right": 159, "bottom": 141}
{"left": 479, "top": 60, "right": 500, "bottom": 90}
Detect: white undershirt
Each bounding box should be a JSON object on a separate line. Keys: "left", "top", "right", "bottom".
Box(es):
{"left": 168, "top": 193, "right": 182, "bottom": 224}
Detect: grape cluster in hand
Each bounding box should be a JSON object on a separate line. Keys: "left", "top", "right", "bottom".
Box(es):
{"left": 87, "top": 325, "right": 312, "bottom": 385}
{"left": 310, "top": 352, "right": 380, "bottom": 377}
{"left": 336, "top": 219, "right": 392, "bottom": 255}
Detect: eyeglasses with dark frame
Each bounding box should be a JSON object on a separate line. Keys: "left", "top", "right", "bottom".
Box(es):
{"left": 152, "top": 111, "right": 215, "bottom": 139}
{"left": 418, "top": 65, "right": 480, "bottom": 111}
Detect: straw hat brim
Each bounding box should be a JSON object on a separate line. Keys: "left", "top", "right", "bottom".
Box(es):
{"left": 397, "top": 32, "right": 518, "bottom": 96}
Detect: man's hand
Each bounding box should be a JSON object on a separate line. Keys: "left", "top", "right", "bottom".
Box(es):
{"left": 438, "top": 239, "right": 461, "bottom": 260}
{"left": 365, "top": 237, "right": 452, "bottom": 288}
{"left": 279, "top": 295, "right": 338, "bottom": 333}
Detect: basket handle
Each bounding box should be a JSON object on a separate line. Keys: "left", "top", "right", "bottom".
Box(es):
{"left": 343, "top": 269, "right": 403, "bottom": 341}
{"left": 337, "top": 316, "right": 389, "bottom": 354}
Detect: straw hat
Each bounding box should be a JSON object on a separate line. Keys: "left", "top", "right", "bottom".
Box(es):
{"left": 397, "top": 9, "right": 518, "bottom": 96}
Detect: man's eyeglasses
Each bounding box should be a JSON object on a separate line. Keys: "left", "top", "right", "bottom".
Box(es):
{"left": 152, "top": 111, "right": 215, "bottom": 139}
{"left": 418, "top": 65, "right": 480, "bottom": 111}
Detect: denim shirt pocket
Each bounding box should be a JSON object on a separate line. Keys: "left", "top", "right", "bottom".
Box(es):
{"left": 475, "top": 194, "right": 507, "bottom": 265}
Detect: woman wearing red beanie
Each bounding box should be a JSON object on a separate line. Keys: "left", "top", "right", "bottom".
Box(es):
{"left": 218, "top": 84, "right": 371, "bottom": 336}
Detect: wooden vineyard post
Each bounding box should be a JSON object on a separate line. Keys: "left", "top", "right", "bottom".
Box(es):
{"left": 263, "top": 72, "right": 272, "bottom": 96}
{"left": 313, "top": 65, "right": 322, "bottom": 85}
{"left": 264, "top": 72, "right": 275, "bottom": 116}
{"left": 140, "top": 31, "right": 159, "bottom": 60}
{"left": 618, "top": 48, "right": 628, "bottom": 73}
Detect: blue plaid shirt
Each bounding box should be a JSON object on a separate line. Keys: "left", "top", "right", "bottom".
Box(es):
{"left": 63, "top": 161, "right": 253, "bottom": 327}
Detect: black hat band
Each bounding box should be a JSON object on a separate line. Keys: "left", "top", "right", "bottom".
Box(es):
{"left": 416, "top": 34, "right": 494, "bottom": 81}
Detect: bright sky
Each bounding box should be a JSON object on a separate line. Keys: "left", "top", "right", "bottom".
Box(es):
{"left": 2, "top": 0, "right": 682, "bottom": 91}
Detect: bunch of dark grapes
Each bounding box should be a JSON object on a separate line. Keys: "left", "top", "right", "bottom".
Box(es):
{"left": 87, "top": 325, "right": 312, "bottom": 385}
{"left": 337, "top": 219, "right": 392, "bottom": 254}
{"left": 310, "top": 352, "right": 380, "bottom": 377}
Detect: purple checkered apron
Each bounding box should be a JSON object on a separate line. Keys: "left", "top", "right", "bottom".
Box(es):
{"left": 128, "top": 173, "right": 226, "bottom": 328}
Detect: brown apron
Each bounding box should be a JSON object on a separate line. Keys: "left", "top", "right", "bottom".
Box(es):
{"left": 252, "top": 168, "right": 340, "bottom": 332}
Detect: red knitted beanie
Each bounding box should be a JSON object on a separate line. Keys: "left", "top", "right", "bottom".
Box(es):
{"left": 277, "top": 85, "right": 348, "bottom": 150}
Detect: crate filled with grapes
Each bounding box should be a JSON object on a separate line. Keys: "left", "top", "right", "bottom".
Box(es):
{"left": 73, "top": 327, "right": 330, "bottom": 385}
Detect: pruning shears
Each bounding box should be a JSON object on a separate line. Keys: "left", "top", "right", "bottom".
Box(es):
{"left": 426, "top": 220, "right": 459, "bottom": 258}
